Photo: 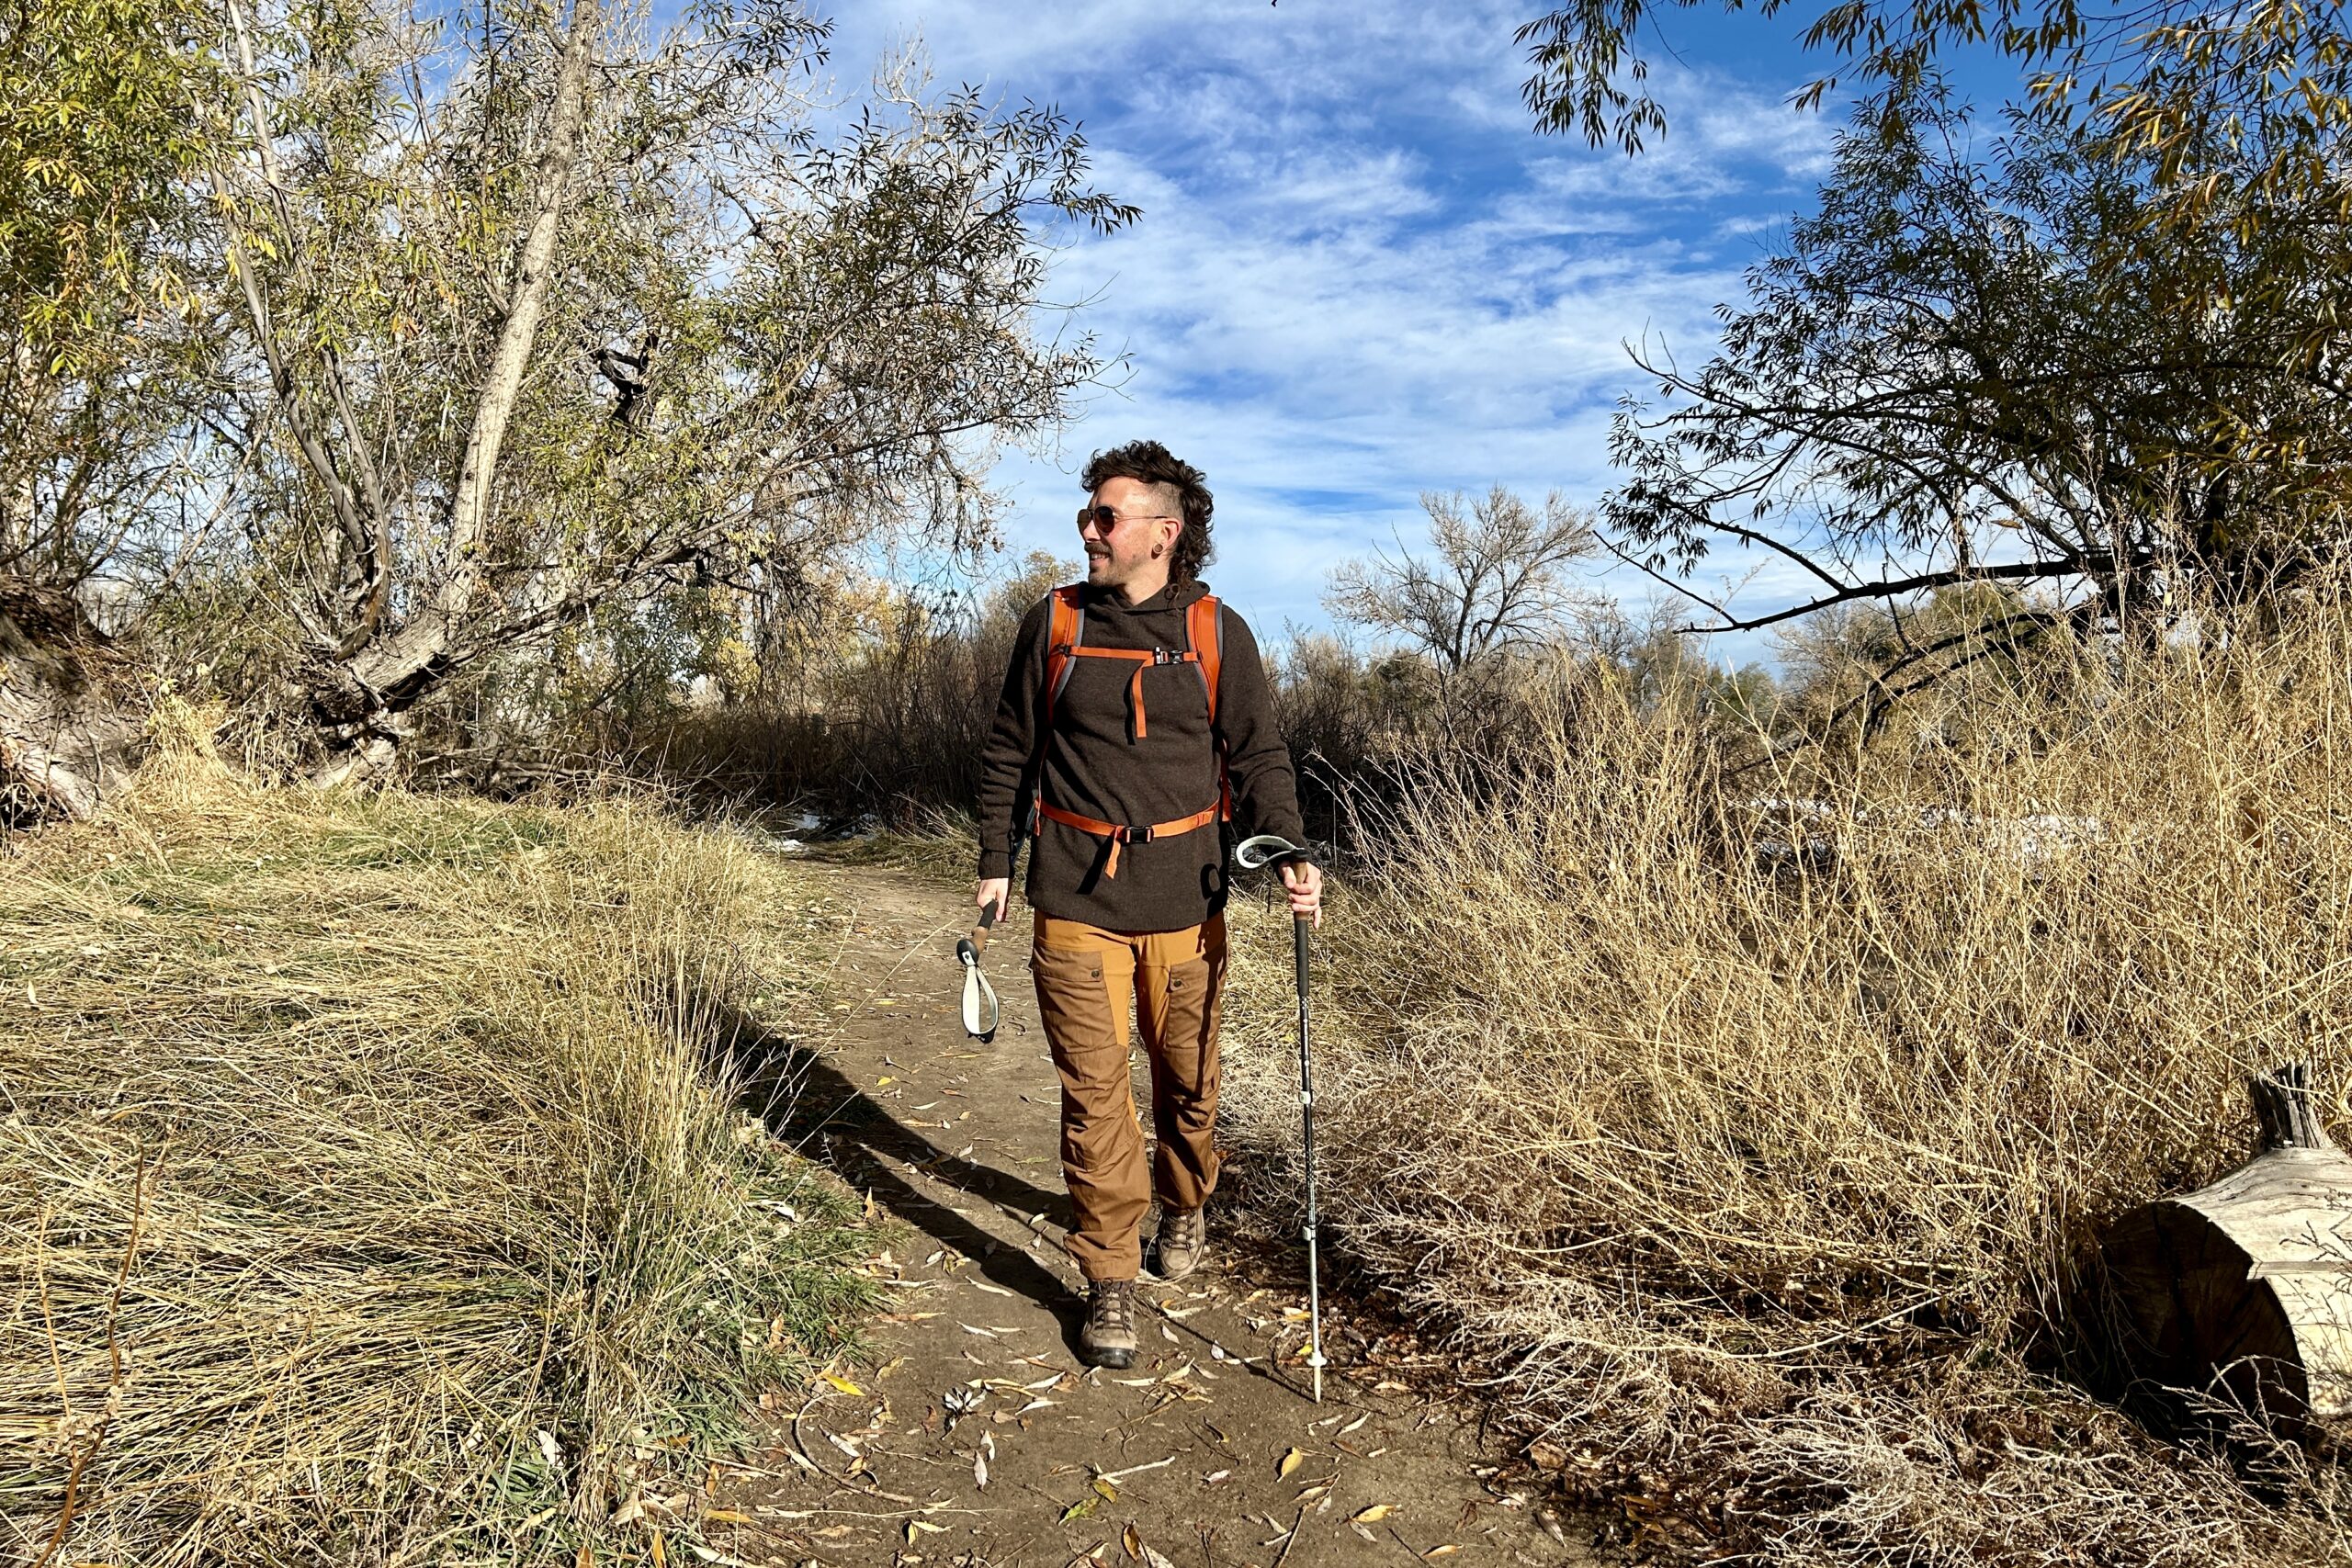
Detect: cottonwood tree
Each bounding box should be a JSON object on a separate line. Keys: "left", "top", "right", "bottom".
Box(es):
{"left": 1516, "top": 2, "right": 2351, "bottom": 676}
{"left": 1325, "top": 488, "right": 1600, "bottom": 750}
{"left": 205, "top": 0, "right": 1129, "bottom": 784}
{"left": 1327, "top": 487, "right": 1599, "bottom": 676}
{"left": 1603, "top": 96, "right": 2347, "bottom": 674}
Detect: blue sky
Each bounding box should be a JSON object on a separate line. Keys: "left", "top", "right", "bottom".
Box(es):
{"left": 817, "top": 3, "right": 2007, "bottom": 661}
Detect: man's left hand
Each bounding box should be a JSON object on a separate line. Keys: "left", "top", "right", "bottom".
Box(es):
{"left": 1279, "top": 861, "right": 1323, "bottom": 929}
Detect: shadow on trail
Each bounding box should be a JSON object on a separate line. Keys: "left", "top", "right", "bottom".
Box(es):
{"left": 698, "top": 995, "right": 1091, "bottom": 1359}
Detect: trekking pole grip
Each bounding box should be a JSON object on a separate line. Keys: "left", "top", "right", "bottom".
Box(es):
{"left": 1233, "top": 833, "right": 1319, "bottom": 876}
{"left": 958, "top": 897, "right": 999, "bottom": 965}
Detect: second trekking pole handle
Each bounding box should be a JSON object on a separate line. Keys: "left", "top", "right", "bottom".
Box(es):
{"left": 957, "top": 897, "right": 999, "bottom": 965}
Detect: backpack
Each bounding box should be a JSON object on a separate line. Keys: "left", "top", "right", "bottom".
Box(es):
{"left": 1028, "top": 583, "right": 1230, "bottom": 878}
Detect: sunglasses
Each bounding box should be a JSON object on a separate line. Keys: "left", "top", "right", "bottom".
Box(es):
{"left": 1077, "top": 504, "right": 1180, "bottom": 533}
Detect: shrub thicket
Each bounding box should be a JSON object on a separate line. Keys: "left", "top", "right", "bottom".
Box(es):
{"left": 1216, "top": 585, "right": 2352, "bottom": 1565}
{"left": 547, "top": 555, "right": 1070, "bottom": 829}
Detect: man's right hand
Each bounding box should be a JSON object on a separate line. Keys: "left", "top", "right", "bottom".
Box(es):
{"left": 976, "top": 877, "right": 1010, "bottom": 925}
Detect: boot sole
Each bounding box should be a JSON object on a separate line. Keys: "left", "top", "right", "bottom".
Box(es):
{"left": 1083, "top": 1344, "right": 1136, "bottom": 1370}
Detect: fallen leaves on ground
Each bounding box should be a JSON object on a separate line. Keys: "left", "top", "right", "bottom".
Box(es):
{"left": 1116, "top": 1522, "right": 1177, "bottom": 1567}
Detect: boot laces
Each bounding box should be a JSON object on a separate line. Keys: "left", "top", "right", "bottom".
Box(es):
{"left": 1091, "top": 1280, "right": 1134, "bottom": 1333}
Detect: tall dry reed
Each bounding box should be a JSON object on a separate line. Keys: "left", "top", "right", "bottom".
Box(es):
{"left": 1, "top": 711, "right": 871, "bottom": 1564}
{"left": 1220, "top": 585, "right": 2352, "bottom": 1564}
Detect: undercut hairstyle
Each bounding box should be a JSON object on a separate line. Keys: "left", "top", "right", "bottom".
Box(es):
{"left": 1081, "top": 440, "right": 1215, "bottom": 584}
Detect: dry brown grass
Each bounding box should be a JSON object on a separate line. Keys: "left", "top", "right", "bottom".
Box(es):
{"left": 1, "top": 705, "right": 873, "bottom": 1564}
{"left": 1218, "top": 585, "right": 2352, "bottom": 1564}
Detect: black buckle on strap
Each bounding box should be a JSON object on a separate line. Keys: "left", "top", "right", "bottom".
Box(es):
{"left": 1119, "top": 824, "right": 1155, "bottom": 844}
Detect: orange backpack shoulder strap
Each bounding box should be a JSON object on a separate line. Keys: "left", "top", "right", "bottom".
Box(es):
{"left": 1185, "top": 592, "right": 1233, "bottom": 821}
{"left": 1041, "top": 584, "right": 1086, "bottom": 727}
{"left": 1185, "top": 593, "right": 1223, "bottom": 726}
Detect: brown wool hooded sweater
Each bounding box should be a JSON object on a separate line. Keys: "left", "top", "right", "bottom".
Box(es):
{"left": 977, "top": 578, "right": 1306, "bottom": 933}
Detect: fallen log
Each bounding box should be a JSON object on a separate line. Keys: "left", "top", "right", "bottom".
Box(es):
{"left": 2102, "top": 1063, "right": 2352, "bottom": 1423}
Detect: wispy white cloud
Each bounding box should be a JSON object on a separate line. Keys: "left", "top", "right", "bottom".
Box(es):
{"left": 820, "top": 2, "right": 1840, "bottom": 653}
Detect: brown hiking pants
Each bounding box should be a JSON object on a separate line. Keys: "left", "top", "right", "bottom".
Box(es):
{"left": 1029, "top": 913, "right": 1227, "bottom": 1281}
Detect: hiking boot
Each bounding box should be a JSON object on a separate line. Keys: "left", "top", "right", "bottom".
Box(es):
{"left": 1154, "top": 1205, "right": 1207, "bottom": 1282}
{"left": 1080, "top": 1278, "right": 1138, "bottom": 1369}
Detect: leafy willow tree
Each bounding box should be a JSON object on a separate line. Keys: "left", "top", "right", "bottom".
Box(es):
{"left": 209, "top": 0, "right": 1128, "bottom": 784}
{"left": 1518, "top": 2, "right": 2351, "bottom": 639}
{"left": 1, "top": 0, "right": 223, "bottom": 814}
{"left": 1517, "top": 0, "right": 2351, "bottom": 188}
{"left": 2, "top": 0, "right": 1127, "bottom": 813}
{"left": 2, "top": 0, "right": 216, "bottom": 569}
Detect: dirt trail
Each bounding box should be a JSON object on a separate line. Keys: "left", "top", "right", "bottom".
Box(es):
{"left": 718, "top": 863, "right": 1602, "bottom": 1568}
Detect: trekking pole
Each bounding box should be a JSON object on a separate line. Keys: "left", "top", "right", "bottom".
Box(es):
{"left": 956, "top": 900, "right": 1001, "bottom": 1043}
{"left": 1233, "top": 834, "right": 1326, "bottom": 1403}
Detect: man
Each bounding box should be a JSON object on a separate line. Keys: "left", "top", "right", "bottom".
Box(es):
{"left": 976, "top": 439, "right": 1322, "bottom": 1370}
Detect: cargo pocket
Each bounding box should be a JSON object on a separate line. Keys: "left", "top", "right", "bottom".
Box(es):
{"left": 1032, "top": 942, "right": 1132, "bottom": 1140}
{"left": 1152, "top": 951, "right": 1224, "bottom": 1094}
{"left": 1033, "top": 942, "right": 1146, "bottom": 1264}
{"left": 1031, "top": 942, "right": 1119, "bottom": 1059}
{"left": 1146, "top": 947, "right": 1226, "bottom": 1204}
{"left": 1143, "top": 944, "right": 1232, "bottom": 1104}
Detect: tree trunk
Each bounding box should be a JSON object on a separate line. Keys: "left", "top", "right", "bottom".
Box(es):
{"left": 0, "top": 578, "right": 148, "bottom": 819}
{"left": 2100, "top": 1063, "right": 2352, "bottom": 1427}
{"left": 299, "top": 0, "right": 601, "bottom": 786}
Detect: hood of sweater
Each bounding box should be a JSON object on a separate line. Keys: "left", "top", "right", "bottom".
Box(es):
{"left": 1081, "top": 577, "right": 1212, "bottom": 615}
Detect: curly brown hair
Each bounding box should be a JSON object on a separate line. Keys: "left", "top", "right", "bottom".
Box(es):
{"left": 1080, "top": 440, "right": 1215, "bottom": 584}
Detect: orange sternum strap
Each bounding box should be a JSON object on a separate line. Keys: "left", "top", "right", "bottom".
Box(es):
{"left": 1053, "top": 643, "right": 1198, "bottom": 739}
{"left": 1034, "top": 799, "right": 1221, "bottom": 879}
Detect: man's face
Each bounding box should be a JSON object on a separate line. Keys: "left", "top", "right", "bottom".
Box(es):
{"left": 1080, "top": 477, "right": 1183, "bottom": 592}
